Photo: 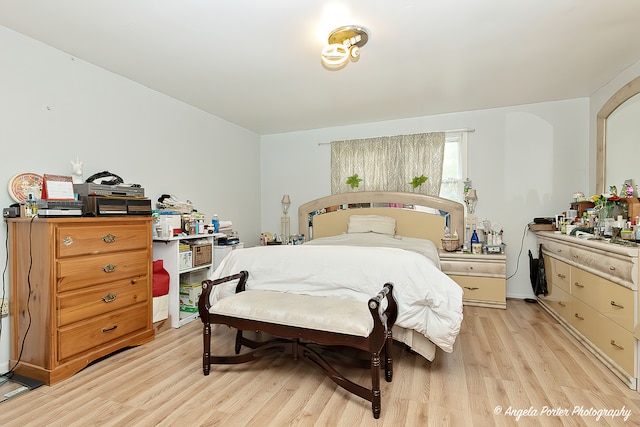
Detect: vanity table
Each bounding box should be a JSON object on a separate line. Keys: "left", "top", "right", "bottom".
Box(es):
{"left": 536, "top": 231, "right": 638, "bottom": 390}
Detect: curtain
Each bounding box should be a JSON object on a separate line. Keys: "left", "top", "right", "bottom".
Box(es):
{"left": 330, "top": 132, "right": 445, "bottom": 195}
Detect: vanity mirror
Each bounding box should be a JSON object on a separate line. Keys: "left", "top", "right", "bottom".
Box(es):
{"left": 596, "top": 75, "right": 640, "bottom": 195}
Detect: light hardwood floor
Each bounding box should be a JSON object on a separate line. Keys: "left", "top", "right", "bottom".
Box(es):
{"left": 1, "top": 299, "right": 639, "bottom": 426}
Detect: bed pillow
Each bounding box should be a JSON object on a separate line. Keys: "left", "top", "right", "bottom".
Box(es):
{"left": 347, "top": 215, "right": 396, "bottom": 235}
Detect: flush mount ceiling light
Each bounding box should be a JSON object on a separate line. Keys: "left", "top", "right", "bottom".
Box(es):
{"left": 320, "top": 25, "right": 369, "bottom": 70}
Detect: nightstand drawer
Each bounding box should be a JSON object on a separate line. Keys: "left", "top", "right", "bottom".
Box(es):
{"left": 448, "top": 274, "right": 506, "bottom": 304}
{"left": 58, "top": 277, "right": 149, "bottom": 326}
{"left": 57, "top": 224, "right": 149, "bottom": 258}
{"left": 58, "top": 304, "right": 149, "bottom": 361}
{"left": 57, "top": 250, "right": 149, "bottom": 292}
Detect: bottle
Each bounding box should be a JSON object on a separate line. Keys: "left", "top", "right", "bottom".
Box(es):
{"left": 212, "top": 214, "right": 219, "bottom": 233}
{"left": 470, "top": 228, "right": 481, "bottom": 254}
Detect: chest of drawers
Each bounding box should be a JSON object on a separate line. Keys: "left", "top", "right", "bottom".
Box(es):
{"left": 8, "top": 217, "right": 154, "bottom": 385}
{"left": 536, "top": 231, "right": 638, "bottom": 390}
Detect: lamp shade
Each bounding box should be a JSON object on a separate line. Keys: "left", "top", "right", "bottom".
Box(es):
{"left": 281, "top": 194, "right": 291, "bottom": 214}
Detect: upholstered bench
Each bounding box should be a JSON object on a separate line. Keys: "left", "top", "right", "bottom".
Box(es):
{"left": 198, "top": 270, "right": 398, "bottom": 419}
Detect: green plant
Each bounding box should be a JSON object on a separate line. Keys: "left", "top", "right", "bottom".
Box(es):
{"left": 410, "top": 174, "right": 428, "bottom": 189}
{"left": 346, "top": 174, "right": 363, "bottom": 189}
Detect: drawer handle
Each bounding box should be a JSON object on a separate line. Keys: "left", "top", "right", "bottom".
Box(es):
{"left": 574, "top": 313, "right": 584, "bottom": 320}
{"left": 610, "top": 340, "right": 624, "bottom": 350}
{"left": 63, "top": 236, "right": 74, "bottom": 246}
{"left": 558, "top": 302, "right": 566, "bottom": 307}
{"left": 103, "top": 264, "right": 117, "bottom": 273}
{"left": 102, "top": 233, "right": 117, "bottom": 243}
{"left": 463, "top": 286, "right": 479, "bottom": 291}
{"left": 610, "top": 301, "right": 624, "bottom": 309}
{"left": 102, "top": 325, "right": 118, "bottom": 333}
{"left": 573, "top": 254, "right": 578, "bottom": 258}
{"left": 102, "top": 293, "right": 117, "bottom": 303}
{"left": 574, "top": 282, "right": 584, "bottom": 288}
{"left": 609, "top": 265, "right": 616, "bottom": 271}
{"left": 557, "top": 273, "right": 566, "bottom": 279}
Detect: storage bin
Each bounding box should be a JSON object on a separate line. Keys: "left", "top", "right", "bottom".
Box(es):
{"left": 192, "top": 243, "right": 212, "bottom": 266}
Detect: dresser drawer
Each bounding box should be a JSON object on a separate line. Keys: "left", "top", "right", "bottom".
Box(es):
{"left": 544, "top": 255, "right": 570, "bottom": 293}
{"left": 57, "top": 224, "right": 149, "bottom": 258}
{"left": 57, "top": 250, "right": 149, "bottom": 292}
{"left": 568, "top": 246, "right": 635, "bottom": 289}
{"left": 591, "top": 312, "right": 635, "bottom": 376}
{"left": 57, "top": 304, "right": 149, "bottom": 361}
{"left": 58, "top": 277, "right": 149, "bottom": 326}
{"left": 571, "top": 268, "right": 634, "bottom": 331}
{"left": 570, "top": 297, "right": 600, "bottom": 343}
{"left": 448, "top": 275, "right": 506, "bottom": 304}
{"left": 540, "top": 285, "right": 572, "bottom": 320}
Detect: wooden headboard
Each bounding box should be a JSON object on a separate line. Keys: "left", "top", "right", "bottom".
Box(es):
{"left": 298, "top": 191, "right": 465, "bottom": 248}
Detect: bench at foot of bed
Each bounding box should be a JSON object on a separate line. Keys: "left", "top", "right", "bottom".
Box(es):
{"left": 198, "top": 271, "right": 398, "bottom": 419}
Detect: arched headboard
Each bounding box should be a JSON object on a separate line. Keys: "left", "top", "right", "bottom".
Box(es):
{"left": 298, "top": 191, "right": 465, "bottom": 248}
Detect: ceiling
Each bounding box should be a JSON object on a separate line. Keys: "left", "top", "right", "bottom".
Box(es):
{"left": 2, "top": 1, "right": 640, "bottom": 135}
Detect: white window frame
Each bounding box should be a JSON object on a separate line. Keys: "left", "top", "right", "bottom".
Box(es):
{"left": 439, "top": 131, "right": 468, "bottom": 204}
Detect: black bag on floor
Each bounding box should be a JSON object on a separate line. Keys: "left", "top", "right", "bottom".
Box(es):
{"left": 528, "top": 244, "right": 548, "bottom": 296}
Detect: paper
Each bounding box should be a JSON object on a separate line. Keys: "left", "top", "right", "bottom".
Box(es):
{"left": 42, "top": 174, "right": 75, "bottom": 200}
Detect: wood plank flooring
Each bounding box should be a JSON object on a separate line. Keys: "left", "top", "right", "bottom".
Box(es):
{"left": 1, "top": 299, "right": 639, "bottom": 426}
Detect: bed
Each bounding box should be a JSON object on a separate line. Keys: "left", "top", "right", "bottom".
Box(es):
{"left": 208, "top": 191, "right": 465, "bottom": 361}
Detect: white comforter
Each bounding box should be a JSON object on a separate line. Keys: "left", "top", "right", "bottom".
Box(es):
{"left": 209, "top": 244, "right": 463, "bottom": 353}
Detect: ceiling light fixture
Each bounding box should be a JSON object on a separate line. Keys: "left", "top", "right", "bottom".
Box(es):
{"left": 320, "top": 25, "right": 369, "bottom": 70}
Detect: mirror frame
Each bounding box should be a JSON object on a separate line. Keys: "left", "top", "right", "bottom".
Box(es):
{"left": 596, "top": 75, "right": 640, "bottom": 194}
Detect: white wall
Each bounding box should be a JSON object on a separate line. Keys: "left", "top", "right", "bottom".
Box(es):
{"left": 260, "top": 98, "right": 590, "bottom": 301}
{"left": 0, "top": 27, "right": 262, "bottom": 372}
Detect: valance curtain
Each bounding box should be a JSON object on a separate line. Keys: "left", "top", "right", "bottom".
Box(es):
{"left": 330, "top": 132, "right": 446, "bottom": 195}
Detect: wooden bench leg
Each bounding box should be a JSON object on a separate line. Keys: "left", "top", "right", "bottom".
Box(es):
{"left": 235, "top": 330, "right": 243, "bottom": 354}
{"left": 203, "top": 322, "right": 211, "bottom": 376}
{"left": 385, "top": 330, "right": 393, "bottom": 382}
{"left": 370, "top": 352, "right": 381, "bottom": 419}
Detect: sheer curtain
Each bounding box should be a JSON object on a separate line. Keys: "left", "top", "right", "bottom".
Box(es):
{"left": 330, "top": 132, "right": 445, "bottom": 195}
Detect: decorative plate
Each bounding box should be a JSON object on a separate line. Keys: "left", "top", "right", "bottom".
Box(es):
{"left": 8, "top": 172, "right": 43, "bottom": 202}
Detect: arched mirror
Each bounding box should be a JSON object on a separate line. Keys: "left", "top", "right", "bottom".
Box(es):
{"left": 596, "top": 75, "right": 640, "bottom": 195}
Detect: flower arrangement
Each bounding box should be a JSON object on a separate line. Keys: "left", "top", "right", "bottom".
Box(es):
{"left": 591, "top": 194, "right": 619, "bottom": 219}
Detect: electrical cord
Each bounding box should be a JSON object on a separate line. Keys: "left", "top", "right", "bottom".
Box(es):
{"left": 1, "top": 216, "right": 35, "bottom": 380}
{"left": 0, "top": 221, "right": 8, "bottom": 356}
{"left": 506, "top": 223, "right": 530, "bottom": 280}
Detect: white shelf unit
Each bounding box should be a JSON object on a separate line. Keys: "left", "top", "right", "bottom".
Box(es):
{"left": 153, "top": 233, "right": 216, "bottom": 328}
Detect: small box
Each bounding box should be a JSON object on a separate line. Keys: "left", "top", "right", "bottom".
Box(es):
{"left": 192, "top": 243, "right": 212, "bottom": 267}
{"left": 179, "top": 250, "right": 192, "bottom": 270}
{"left": 180, "top": 283, "right": 202, "bottom": 313}
{"left": 528, "top": 223, "right": 556, "bottom": 232}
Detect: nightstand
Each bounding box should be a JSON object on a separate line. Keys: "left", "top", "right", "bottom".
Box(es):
{"left": 439, "top": 251, "right": 506, "bottom": 309}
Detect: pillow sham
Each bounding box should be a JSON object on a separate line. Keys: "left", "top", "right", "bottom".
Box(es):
{"left": 347, "top": 214, "right": 396, "bottom": 235}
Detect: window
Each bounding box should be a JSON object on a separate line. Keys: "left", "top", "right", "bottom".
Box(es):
{"left": 439, "top": 132, "right": 468, "bottom": 204}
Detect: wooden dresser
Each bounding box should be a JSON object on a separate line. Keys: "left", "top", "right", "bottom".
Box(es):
{"left": 536, "top": 231, "right": 638, "bottom": 389}
{"left": 7, "top": 217, "right": 154, "bottom": 385}
{"left": 439, "top": 251, "right": 507, "bottom": 309}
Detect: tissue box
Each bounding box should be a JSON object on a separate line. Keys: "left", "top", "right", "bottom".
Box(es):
{"left": 180, "top": 283, "right": 202, "bottom": 312}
